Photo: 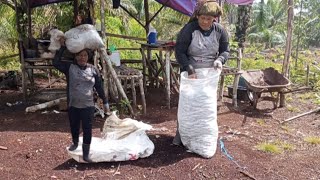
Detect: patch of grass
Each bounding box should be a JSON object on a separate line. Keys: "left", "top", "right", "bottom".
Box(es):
{"left": 287, "top": 105, "right": 300, "bottom": 112}
{"left": 274, "top": 140, "right": 295, "bottom": 151}
{"left": 298, "top": 92, "right": 316, "bottom": 100}
{"left": 256, "top": 140, "right": 295, "bottom": 153}
{"left": 256, "top": 119, "right": 265, "bottom": 126}
{"left": 304, "top": 136, "right": 320, "bottom": 145}
{"left": 281, "top": 143, "right": 295, "bottom": 151}
{"left": 256, "top": 142, "right": 282, "bottom": 154}
{"left": 312, "top": 93, "right": 320, "bottom": 105}
{"left": 286, "top": 96, "right": 293, "bottom": 103}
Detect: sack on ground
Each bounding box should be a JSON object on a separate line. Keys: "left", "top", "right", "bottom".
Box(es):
{"left": 178, "top": 68, "right": 221, "bottom": 158}
{"left": 67, "top": 112, "right": 154, "bottom": 163}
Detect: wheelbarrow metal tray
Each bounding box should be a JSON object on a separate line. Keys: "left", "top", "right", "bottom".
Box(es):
{"left": 241, "top": 67, "right": 291, "bottom": 93}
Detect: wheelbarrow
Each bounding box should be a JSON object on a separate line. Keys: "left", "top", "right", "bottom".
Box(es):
{"left": 241, "top": 67, "right": 291, "bottom": 109}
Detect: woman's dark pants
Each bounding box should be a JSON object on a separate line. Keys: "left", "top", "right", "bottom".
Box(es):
{"left": 68, "top": 106, "right": 95, "bottom": 145}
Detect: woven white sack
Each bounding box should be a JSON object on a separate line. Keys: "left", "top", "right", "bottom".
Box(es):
{"left": 178, "top": 68, "right": 221, "bottom": 158}
{"left": 67, "top": 113, "right": 154, "bottom": 163}
{"left": 65, "top": 24, "right": 105, "bottom": 53}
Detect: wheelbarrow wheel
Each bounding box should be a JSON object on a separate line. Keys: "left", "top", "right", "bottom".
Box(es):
{"left": 247, "top": 90, "right": 254, "bottom": 103}
{"left": 249, "top": 91, "right": 261, "bottom": 109}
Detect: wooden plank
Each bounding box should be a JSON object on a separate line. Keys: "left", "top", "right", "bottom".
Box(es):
{"left": 106, "top": 32, "right": 146, "bottom": 41}
{"left": 120, "top": 59, "right": 142, "bottom": 64}
{"left": 24, "top": 65, "right": 55, "bottom": 69}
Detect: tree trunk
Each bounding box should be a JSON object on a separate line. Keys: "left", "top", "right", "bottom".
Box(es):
{"left": 280, "top": 0, "right": 294, "bottom": 107}
{"left": 294, "top": 0, "right": 303, "bottom": 69}
{"left": 235, "top": 5, "right": 252, "bottom": 48}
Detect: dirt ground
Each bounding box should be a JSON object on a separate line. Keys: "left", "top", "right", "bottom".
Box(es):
{"left": 1, "top": 85, "right": 320, "bottom": 180}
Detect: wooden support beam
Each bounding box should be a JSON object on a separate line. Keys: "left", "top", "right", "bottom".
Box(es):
{"left": 99, "top": 48, "right": 135, "bottom": 116}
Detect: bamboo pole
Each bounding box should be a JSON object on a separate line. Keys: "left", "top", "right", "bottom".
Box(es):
{"left": 99, "top": 48, "right": 134, "bottom": 116}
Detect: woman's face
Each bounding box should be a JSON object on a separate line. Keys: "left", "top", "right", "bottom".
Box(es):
{"left": 197, "top": 15, "right": 216, "bottom": 31}
{"left": 75, "top": 50, "right": 88, "bottom": 66}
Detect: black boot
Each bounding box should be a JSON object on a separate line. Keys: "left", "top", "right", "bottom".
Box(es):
{"left": 82, "top": 144, "right": 93, "bottom": 163}
{"left": 172, "top": 130, "right": 183, "bottom": 146}
{"left": 68, "top": 143, "right": 78, "bottom": 151}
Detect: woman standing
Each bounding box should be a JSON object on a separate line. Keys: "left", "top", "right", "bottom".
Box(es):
{"left": 53, "top": 45, "right": 110, "bottom": 162}
{"left": 173, "top": 0, "right": 229, "bottom": 145}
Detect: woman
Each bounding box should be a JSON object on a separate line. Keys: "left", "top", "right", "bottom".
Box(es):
{"left": 173, "top": 1, "right": 229, "bottom": 145}
{"left": 53, "top": 45, "right": 110, "bottom": 162}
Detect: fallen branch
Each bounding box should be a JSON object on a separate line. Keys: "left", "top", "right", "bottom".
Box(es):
{"left": 0, "top": 146, "right": 8, "bottom": 150}
{"left": 113, "top": 163, "right": 121, "bottom": 176}
{"left": 25, "top": 97, "right": 66, "bottom": 113}
{"left": 281, "top": 107, "right": 320, "bottom": 124}
{"left": 239, "top": 169, "right": 256, "bottom": 180}
{"left": 192, "top": 163, "right": 200, "bottom": 171}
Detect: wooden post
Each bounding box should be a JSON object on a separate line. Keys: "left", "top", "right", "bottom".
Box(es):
{"left": 131, "top": 78, "right": 137, "bottom": 107}
{"left": 87, "top": 0, "right": 95, "bottom": 24}
{"left": 14, "top": 0, "right": 27, "bottom": 100}
{"left": 73, "top": 0, "right": 79, "bottom": 24}
{"left": 294, "top": 0, "right": 303, "bottom": 69}
{"left": 138, "top": 76, "right": 147, "bottom": 115}
{"left": 218, "top": 75, "right": 225, "bottom": 101}
{"left": 100, "top": 0, "right": 108, "bottom": 100}
{"left": 306, "top": 64, "right": 310, "bottom": 86}
{"left": 280, "top": 0, "right": 294, "bottom": 107}
{"left": 165, "top": 50, "right": 171, "bottom": 109}
{"left": 19, "top": 41, "right": 27, "bottom": 100}
{"left": 100, "top": 0, "right": 106, "bottom": 40}
{"left": 27, "top": 5, "right": 32, "bottom": 44}
{"left": 140, "top": 48, "right": 147, "bottom": 91}
{"left": 99, "top": 48, "right": 135, "bottom": 116}
{"left": 232, "top": 48, "right": 242, "bottom": 108}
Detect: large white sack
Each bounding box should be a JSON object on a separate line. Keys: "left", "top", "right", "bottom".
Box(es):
{"left": 101, "top": 112, "right": 153, "bottom": 140}
{"left": 67, "top": 113, "right": 154, "bottom": 163}
{"left": 48, "top": 29, "right": 65, "bottom": 52}
{"left": 178, "top": 68, "right": 221, "bottom": 158}
{"left": 64, "top": 24, "right": 105, "bottom": 53}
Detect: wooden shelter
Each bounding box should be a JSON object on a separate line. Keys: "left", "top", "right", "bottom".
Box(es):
{"left": 14, "top": 0, "right": 261, "bottom": 115}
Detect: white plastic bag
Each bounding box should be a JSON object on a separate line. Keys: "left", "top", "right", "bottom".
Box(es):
{"left": 65, "top": 24, "right": 105, "bottom": 53}
{"left": 178, "top": 68, "right": 221, "bottom": 158}
{"left": 67, "top": 113, "right": 154, "bottom": 163}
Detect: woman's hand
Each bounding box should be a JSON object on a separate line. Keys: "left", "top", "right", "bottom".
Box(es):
{"left": 58, "top": 36, "right": 66, "bottom": 46}
{"left": 213, "top": 60, "right": 222, "bottom": 70}
{"left": 187, "top": 65, "right": 197, "bottom": 79}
